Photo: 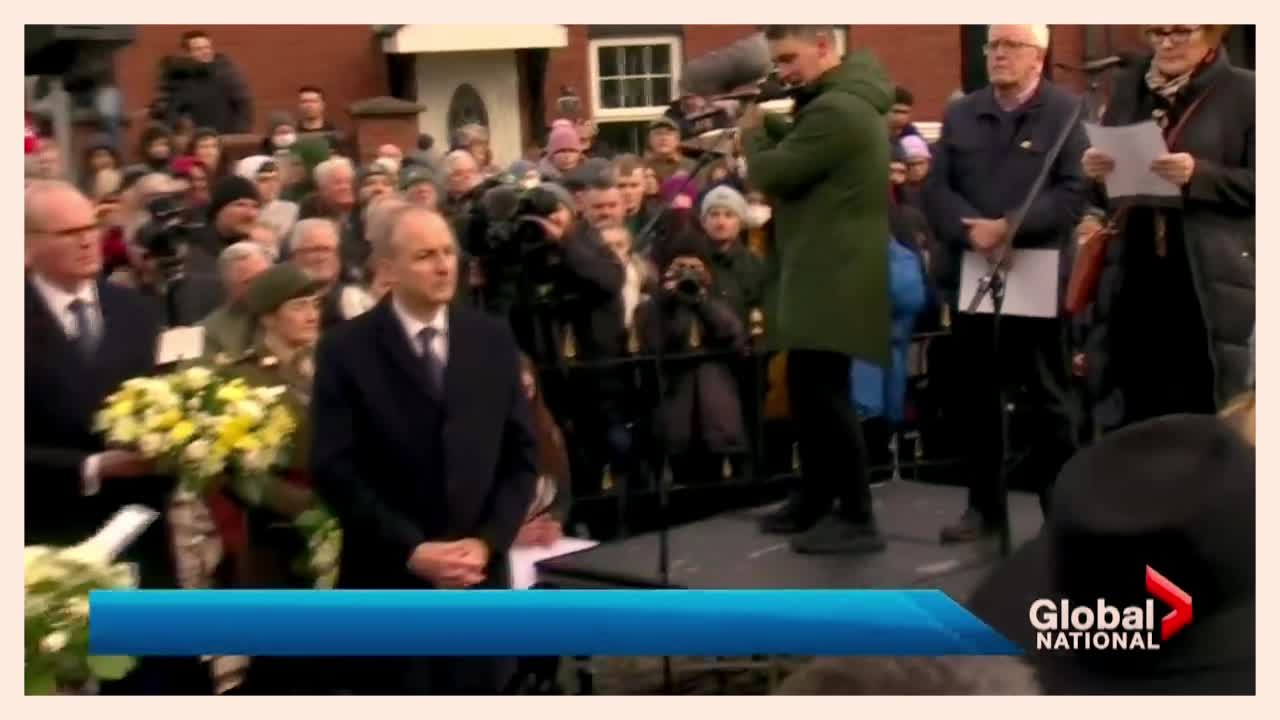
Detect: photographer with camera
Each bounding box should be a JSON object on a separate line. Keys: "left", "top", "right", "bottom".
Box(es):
{"left": 635, "top": 231, "right": 749, "bottom": 487}
{"left": 506, "top": 183, "right": 630, "bottom": 497}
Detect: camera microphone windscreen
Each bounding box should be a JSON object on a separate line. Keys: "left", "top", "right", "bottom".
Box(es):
{"left": 681, "top": 32, "right": 773, "bottom": 98}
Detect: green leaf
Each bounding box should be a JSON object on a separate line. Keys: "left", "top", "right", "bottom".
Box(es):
{"left": 86, "top": 655, "right": 135, "bottom": 681}
{"left": 25, "top": 669, "right": 58, "bottom": 695}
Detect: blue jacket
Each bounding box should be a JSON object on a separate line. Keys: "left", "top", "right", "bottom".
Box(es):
{"left": 852, "top": 238, "right": 928, "bottom": 424}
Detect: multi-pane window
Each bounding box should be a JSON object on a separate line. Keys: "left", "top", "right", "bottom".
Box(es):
{"left": 589, "top": 36, "right": 682, "bottom": 120}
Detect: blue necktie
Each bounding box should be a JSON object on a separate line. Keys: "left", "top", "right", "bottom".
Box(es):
{"left": 418, "top": 327, "right": 443, "bottom": 397}
{"left": 67, "top": 298, "right": 99, "bottom": 358}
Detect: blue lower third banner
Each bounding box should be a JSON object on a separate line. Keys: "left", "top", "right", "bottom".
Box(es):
{"left": 89, "top": 589, "right": 1019, "bottom": 657}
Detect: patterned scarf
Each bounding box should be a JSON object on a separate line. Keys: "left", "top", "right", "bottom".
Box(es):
{"left": 1142, "top": 48, "right": 1217, "bottom": 257}
{"left": 1144, "top": 48, "right": 1218, "bottom": 129}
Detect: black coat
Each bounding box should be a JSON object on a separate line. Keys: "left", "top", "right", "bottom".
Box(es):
{"left": 310, "top": 300, "right": 537, "bottom": 591}
{"left": 25, "top": 279, "right": 178, "bottom": 588}
{"left": 1083, "top": 52, "right": 1254, "bottom": 426}
{"left": 924, "top": 79, "right": 1090, "bottom": 305}
{"left": 636, "top": 293, "right": 749, "bottom": 456}
{"left": 158, "top": 54, "right": 253, "bottom": 134}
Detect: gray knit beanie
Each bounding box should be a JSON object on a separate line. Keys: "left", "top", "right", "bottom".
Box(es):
{"left": 700, "top": 185, "right": 748, "bottom": 223}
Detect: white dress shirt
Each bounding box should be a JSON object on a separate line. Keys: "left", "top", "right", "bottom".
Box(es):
{"left": 391, "top": 296, "right": 450, "bottom": 367}
{"left": 31, "top": 273, "right": 107, "bottom": 496}
{"left": 30, "top": 271, "right": 102, "bottom": 341}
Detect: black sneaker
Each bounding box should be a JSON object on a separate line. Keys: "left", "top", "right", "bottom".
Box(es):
{"left": 758, "top": 495, "right": 827, "bottom": 535}
{"left": 789, "top": 515, "right": 887, "bottom": 555}
{"left": 939, "top": 508, "right": 998, "bottom": 544}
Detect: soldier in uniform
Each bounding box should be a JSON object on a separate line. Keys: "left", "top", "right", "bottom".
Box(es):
{"left": 220, "top": 263, "right": 330, "bottom": 694}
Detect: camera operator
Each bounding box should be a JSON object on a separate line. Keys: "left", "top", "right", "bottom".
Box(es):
{"left": 507, "top": 184, "right": 630, "bottom": 496}
{"left": 635, "top": 232, "right": 748, "bottom": 487}
{"left": 742, "top": 26, "right": 895, "bottom": 554}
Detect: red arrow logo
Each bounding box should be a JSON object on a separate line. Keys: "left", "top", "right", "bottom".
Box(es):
{"left": 1146, "top": 566, "right": 1192, "bottom": 641}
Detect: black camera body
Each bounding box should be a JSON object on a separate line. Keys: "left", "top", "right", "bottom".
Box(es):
{"left": 673, "top": 268, "right": 704, "bottom": 300}
{"left": 136, "top": 192, "right": 201, "bottom": 276}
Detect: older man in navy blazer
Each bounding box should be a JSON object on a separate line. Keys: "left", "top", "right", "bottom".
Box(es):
{"left": 311, "top": 205, "right": 537, "bottom": 694}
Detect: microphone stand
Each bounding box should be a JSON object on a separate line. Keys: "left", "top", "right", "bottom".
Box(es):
{"left": 633, "top": 137, "right": 728, "bottom": 695}
{"left": 926, "top": 99, "right": 1084, "bottom": 579}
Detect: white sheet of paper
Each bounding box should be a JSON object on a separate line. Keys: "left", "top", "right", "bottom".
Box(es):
{"left": 509, "top": 537, "right": 599, "bottom": 590}
{"left": 1084, "top": 121, "right": 1180, "bottom": 199}
{"left": 155, "top": 326, "right": 205, "bottom": 366}
{"left": 958, "top": 249, "right": 1061, "bottom": 319}
{"left": 86, "top": 505, "right": 160, "bottom": 562}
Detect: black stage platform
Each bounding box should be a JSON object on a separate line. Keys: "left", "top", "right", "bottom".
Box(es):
{"left": 538, "top": 480, "right": 1043, "bottom": 602}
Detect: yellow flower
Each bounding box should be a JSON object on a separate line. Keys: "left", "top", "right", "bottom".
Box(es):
{"left": 146, "top": 408, "right": 182, "bottom": 432}
{"left": 107, "top": 417, "right": 140, "bottom": 445}
{"left": 233, "top": 434, "right": 262, "bottom": 454}
{"left": 169, "top": 420, "right": 196, "bottom": 444}
{"left": 215, "top": 382, "right": 248, "bottom": 404}
{"left": 108, "top": 398, "right": 135, "bottom": 420}
{"left": 218, "top": 416, "right": 253, "bottom": 448}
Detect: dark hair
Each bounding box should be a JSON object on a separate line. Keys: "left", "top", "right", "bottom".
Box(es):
{"left": 418, "top": 133, "right": 434, "bottom": 152}
{"left": 191, "top": 127, "right": 220, "bottom": 145}
{"left": 587, "top": 176, "right": 619, "bottom": 193}
{"left": 894, "top": 86, "right": 915, "bottom": 107}
{"left": 762, "top": 25, "right": 832, "bottom": 42}
{"left": 180, "top": 30, "right": 209, "bottom": 50}
{"left": 298, "top": 85, "right": 325, "bottom": 99}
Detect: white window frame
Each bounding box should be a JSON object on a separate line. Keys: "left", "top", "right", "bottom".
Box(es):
{"left": 588, "top": 35, "right": 683, "bottom": 122}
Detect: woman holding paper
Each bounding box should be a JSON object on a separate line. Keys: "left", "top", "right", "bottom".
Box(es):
{"left": 1078, "top": 25, "right": 1254, "bottom": 431}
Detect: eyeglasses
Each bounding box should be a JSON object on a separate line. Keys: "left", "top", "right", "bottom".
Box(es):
{"left": 983, "top": 39, "right": 1038, "bottom": 55}
{"left": 1145, "top": 26, "right": 1202, "bottom": 46}
{"left": 32, "top": 223, "right": 99, "bottom": 239}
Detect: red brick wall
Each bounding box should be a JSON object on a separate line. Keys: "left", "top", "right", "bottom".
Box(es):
{"left": 542, "top": 25, "right": 969, "bottom": 126}
{"left": 113, "top": 25, "right": 388, "bottom": 162}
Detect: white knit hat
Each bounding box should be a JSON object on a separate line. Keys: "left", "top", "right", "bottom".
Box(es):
{"left": 700, "top": 185, "right": 748, "bottom": 223}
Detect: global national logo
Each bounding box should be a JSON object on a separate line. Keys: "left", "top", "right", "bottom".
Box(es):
{"left": 1029, "top": 566, "right": 1192, "bottom": 651}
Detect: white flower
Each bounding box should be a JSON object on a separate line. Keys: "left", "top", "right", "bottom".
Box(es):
{"left": 241, "top": 448, "right": 269, "bottom": 472}
{"left": 138, "top": 433, "right": 164, "bottom": 458}
{"left": 183, "top": 439, "right": 211, "bottom": 463}
{"left": 183, "top": 366, "right": 214, "bottom": 392}
{"left": 66, "top": 597, "right": 89, "bottom": 620}
{"left": 253, "top": 386, "right": 287, "bottom": 404}
{"left": 235, "top": 400, "right": 265, "bottom": 424}
{"left": 40, "top": 630, "right": 69, "bottom": 654}
{"left": 186, "top": 398, "right": 202, "bottom": 412}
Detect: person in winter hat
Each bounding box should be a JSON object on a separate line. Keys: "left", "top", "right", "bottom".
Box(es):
{"left": 899, "top": 134, "right": 931, "bottom": 185}
{"left": 539, "top": 119, "right": 583, "bottom": 180}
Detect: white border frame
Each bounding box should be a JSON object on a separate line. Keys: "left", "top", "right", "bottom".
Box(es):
{"left": 587, "top": 34, "right": 684, "bottom": 122}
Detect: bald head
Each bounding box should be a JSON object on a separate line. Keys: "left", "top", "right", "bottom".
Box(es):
{"left": 26, "top": 181, "right": 102, "bottom": 288}
{"left": 382, "top": 208, "right": 458, "bottom": 311}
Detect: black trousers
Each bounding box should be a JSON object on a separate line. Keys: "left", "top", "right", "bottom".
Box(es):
{"left": 786, "top": 349, "right": 874, "bottom": 522}
{"left": 951, "top": 312, "right": 1077, "bottom": 520}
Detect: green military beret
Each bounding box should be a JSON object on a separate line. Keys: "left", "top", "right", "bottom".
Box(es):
{"left": 243, "top": 264, "right": 323, "bottom": 318}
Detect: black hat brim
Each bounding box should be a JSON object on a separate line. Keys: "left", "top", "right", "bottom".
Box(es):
{"left": 967, "top": 534, "right": 1255, "bottom": 695}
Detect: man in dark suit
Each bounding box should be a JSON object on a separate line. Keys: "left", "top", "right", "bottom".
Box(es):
{"left": 311, "top": 206, "right": 537, "bottom": 694}
{"left": 25, "top": 180, "right": 207, "bottom": 693}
